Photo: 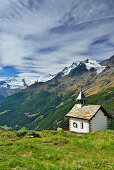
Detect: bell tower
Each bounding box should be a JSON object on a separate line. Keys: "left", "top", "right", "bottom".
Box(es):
{"left": 76, "top": 87, "right": 87, "bottom": 108}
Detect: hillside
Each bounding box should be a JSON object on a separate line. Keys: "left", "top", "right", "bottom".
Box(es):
{"left": 0, "top": 55, "right": 113, "bottom": 131}
{"left": 0, "top": 86, "right": 113, "bottom": 131}
{"left": 0, "top": 130, "right": 113, "bottom": 169}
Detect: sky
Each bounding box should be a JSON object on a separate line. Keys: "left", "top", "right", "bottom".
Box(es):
{"left": 0, "top": 0, "right": 114, "bottom": 81}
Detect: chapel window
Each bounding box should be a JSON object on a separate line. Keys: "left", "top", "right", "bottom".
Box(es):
{"left": 73, "top": 122, "right": 78, "bottom": 128}
{"left": 81, "top": 122, "right": 84, "bottom": 129}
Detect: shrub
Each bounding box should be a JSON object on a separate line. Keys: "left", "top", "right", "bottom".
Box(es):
{"left": 15, "top": 131, "right": 27, "bottom": 137}
{"left": 109, "top": 120, "right": 114, "bottom": 130}
{"left": 27, "top": 131, "right": 41, "bottom": 138}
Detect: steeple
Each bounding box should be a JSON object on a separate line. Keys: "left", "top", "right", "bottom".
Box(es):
{"left": 76, "top": 87, "right": 87, "bottom": 108}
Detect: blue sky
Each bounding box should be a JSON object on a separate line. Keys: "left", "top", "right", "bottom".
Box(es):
{"left": 0, "top": 0, "right": 114, "bottom": 80}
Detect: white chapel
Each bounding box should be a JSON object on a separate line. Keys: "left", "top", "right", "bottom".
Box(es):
{"left": 65, "top": 89, "right": 111, "bottom": 133}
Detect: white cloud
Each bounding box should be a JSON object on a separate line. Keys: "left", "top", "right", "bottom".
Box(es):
{"left": 0, "top": 0, "right": 114, "bottom": 80}
{"left": 0, "top": 33, "right": 32, "bottom": 66}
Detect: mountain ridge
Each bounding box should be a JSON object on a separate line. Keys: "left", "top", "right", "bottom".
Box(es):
{"left": 0, "top": 57, "right": 108, "bottom": 100}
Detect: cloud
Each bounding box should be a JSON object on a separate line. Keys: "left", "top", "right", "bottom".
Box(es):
{"left": 0, "top": 0, "right": 114, "bottom": 80}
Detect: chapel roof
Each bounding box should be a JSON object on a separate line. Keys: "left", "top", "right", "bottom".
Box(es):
{"left": 65, "top": 104, "right": 111, "bottom": 120}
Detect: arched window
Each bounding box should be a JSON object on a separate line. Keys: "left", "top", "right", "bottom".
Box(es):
{"left": 73, "top": 122, "right": 78, "bottom": 128}
{"left": 81, "top": 122, "right": 84, "bottom": 129}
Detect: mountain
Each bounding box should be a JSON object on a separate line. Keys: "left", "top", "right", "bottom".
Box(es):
{"left": 100, "top": 55, "right": 114, "bottom": 67}
{"left": 0, "top": 78, "right": 26, "bottom": 101}
{"left": 0, "top": 55, "right": 113, "bottom": 131}
{"left": 0, "top": 74, "right": 55, "bottom": 101}
{"left": 0, "top": 58, "right": 107, "bottom": 101}
{"left": 53, "top": 59, "right": 106, "bottom": 80}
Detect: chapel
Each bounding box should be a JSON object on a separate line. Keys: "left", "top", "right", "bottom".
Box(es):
{"left": 65, "top": 89, "right": 111, "bottom": 133}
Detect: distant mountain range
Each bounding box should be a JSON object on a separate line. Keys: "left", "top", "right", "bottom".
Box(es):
{"left": 0, "top": 55, "right": 113, "bottom": 131}
{"left": 0, "top": 74, "right": 55, "bottom": 101}
{"left": 0, "top": 57, "right": 107, "bottom": 101}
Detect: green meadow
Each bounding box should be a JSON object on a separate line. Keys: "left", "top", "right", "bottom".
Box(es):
{"left": 0, "top": 130, "right": 114, "bottom": 170}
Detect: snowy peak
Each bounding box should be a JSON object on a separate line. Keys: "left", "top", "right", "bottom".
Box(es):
{"left": 24, "top": 74, "right": 56, "bottom": 86}
{"left": 0, "top": 59, "right": 106, "bottom": 91}
{"left": 84, "top": 59, "right": 106, "bottom": 74}
{"left": 0, "top": 74, "right": 56, "bottom": 90}
{"left": 61, "top": 59, "right": 106, "bottom": 77}
{"left": 0, "top": 56, "right": 112, "bottom": 101}
{"left": 0, "top": 78, "right": 27, "bottom": 90}
{"left": 38, "top": 74, "right": 56, "bottom": 83}
{"left": 61, "top": 61, "right": 80, "bottom": 77}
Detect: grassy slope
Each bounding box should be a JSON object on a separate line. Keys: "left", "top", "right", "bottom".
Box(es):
{"left": 0, "top": 130, "right": 114, "bottom": 170}
{"left": 0, "top": 87, "right": 113, "bottom": 131}
{"left": 87, "top": 87, "right": 114, "bottom": 115}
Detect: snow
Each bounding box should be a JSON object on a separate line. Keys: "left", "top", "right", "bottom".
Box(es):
{"left": 38, "top": 74, "right": 56, "bottom": 83}
{"left": 62, "top": 62, "right": 80, "bottom": 77}
{"left": 0, "top": 59, "right": 106, "bottom": 90}
{"left": 0, "top": 74, "right": 56, "bottom": 89}
{"left": 0, "top": 78, "right": 26, "bottom": 89}
{"left": 84, "top": 60, "right": 106, "bottom": 74}
{"left": 61, "top": 59, "right": 105, "bottom": 77}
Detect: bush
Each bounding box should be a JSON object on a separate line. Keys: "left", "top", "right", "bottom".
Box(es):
{"left": 15, "top": 131, "right": 27, "bottom": 137}
{"left": 109, "top": 120, "right": 114, "bottom": 130}
{"left": 27, "top": 131, "right": 41, "bottom": 138}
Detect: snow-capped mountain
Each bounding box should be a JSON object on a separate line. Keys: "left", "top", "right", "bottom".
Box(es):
{"left": 60, "top": 59, "right": 106, "bottom": 77}
{"left": 62, "top": 62, "right": 80, "bottom": 77}
{"left": 0, "top": 74, "right": 56, "bottom": 90}
{"left": 84, "top": 59, "right": 106, "bottom": 74}
{"left": 0, "top": 78, "right": 27, "bottom": 90}
{"left": 0, "top": 59, "right": 106, "bottom": 90}
{"left": 25, "top": 74, "right": 56, "bottom": 86}
{"left": 0, "top": 58, "right": 106, "bottom": 100}
{"left": 0, "top": 74, "right": 56, "bottom": 101}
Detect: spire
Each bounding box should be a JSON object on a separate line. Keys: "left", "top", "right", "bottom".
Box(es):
{"left": 76, "top": 87, "right": 87, "bottom": 108}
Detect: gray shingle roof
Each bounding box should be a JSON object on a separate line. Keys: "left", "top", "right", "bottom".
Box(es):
{"left": 66, "top": 104, "right": 101, "bottom": 120}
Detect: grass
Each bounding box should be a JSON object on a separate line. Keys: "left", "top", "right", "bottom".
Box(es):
{"left": 0, "top": 130, "right": 114, "bottom": 169}
{"left": 0, "top": 125, "right": 12, "bottom": 130}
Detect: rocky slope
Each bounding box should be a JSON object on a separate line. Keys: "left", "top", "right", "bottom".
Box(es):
{"left": 100, "top": 55, "right": 114, "bottom": 67}
{"left": 25, "top": 55, "right": 113, "bottom": 97}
